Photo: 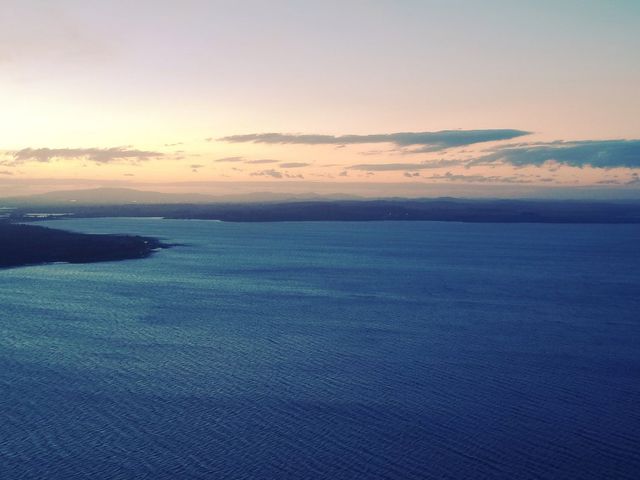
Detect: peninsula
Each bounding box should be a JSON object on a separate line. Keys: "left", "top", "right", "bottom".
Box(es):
{"left": 0, "top": 222, "right": 165, "bottom": 269}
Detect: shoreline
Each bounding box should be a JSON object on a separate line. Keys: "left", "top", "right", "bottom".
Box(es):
{"left": 3, "top": 199, "right": 640, "bottom": 224}
{"left": 0, "top": 222, "right": 168, "bottom": 269}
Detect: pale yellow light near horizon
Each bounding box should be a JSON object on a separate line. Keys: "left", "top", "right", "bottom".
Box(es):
{"left": 1, "top": 1, "right": 639, "bottom": 197}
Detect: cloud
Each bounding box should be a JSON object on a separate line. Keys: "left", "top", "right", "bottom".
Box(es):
{"left": 426, "top": 172, "right": 534, "bottom": 184}
{"left": 214, "top": 156, "right": 280, "bottom": 164}
{"left": 214, "top": 156, "right": 244, "bottom": 163}
{"left": 279, "top": 162, "right": 310, "bottom": 168}
{"left": 219, "top": 129, "right": 530, "bottom": 151}
{"left": 404, "top": 172, "right": 420, "bottom": 178}
{"left": 244, "top": 159, "right": 279, "bottom": 164}
{"left": 0, "top": 170, "right": 13, "bottom": 175}
{"left": 423, "top": 159, "right": 470, "bottom": 169}
{"left": 359, "top": 149, "right": 394, "bottom": 156}
{"left": 190, "top": 164, "right": 205, "bottom": 172}
{"left": 6, "top": 147, "right": 163, "bottom": 165}
{"left": 348, "top": 159, "right": 467, "bottom": 171}
{"left": 473, "top": 140, "right": 640, "bottom": 169}
{"left": 349, "top": 163, "right": 431, "bottom": 171}
{"left": 250, "top": 169, "right": 304, "bottom": 179}
{"left": 251, "top": 169, "right": 283, "bottom": 179}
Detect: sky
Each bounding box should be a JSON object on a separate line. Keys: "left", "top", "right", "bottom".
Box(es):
{"left": 1, "top": 0, "right": 639, "bottom": 197}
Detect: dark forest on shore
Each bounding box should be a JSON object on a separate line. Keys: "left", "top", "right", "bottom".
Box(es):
{"left": 4, "top": 198, "right": 640, "bottom": 224}
{"left": 0, "top": 223, "right": 165, "bottom": 269}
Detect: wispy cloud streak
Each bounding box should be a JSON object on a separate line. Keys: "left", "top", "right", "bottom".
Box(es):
{"left": 6, "top": 147, "right": 163, "bottom": 165}
{"left": 427, "top": 172, "right": 535, "bottom": 184}
{"left": 349, "top": 159, "right": 467, "bottom": 171}
{"left": 279, "top": 162, "right": 310, "bottom": 168}
{"left": 220, "top": 129, "right": 530, "bottom": 151}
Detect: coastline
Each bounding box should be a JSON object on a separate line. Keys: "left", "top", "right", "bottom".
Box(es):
{"left": 0, "top": 222, "right": 168, "bottom": 269}
{"left": 4, "top": 198, "right": 640, "bottom": 224}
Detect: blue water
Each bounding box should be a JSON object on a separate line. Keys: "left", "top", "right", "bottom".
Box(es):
{"left": 1, "top": 218, "right": 639, "bottom": 479}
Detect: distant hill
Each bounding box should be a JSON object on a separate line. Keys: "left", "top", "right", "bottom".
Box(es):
{"left": 4, "top": 197, "right": 640, "bottom": 223}
{"left": 0, "top": 188, "right": 361, "bottom": 206}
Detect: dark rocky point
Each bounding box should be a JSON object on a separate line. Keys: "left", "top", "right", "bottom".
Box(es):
{"left": 0, "top": 222, "right": 166, "bottom": 269}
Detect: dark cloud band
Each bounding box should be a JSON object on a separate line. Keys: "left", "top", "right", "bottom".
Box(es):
{"left": 219, "top": 129, "right": 530, "bottom": 151}
{"left": 474, "top": 140, "right": 640, "bottom": 169}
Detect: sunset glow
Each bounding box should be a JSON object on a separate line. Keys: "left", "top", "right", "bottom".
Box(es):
{"left": 1, "top": 1, "right": 639, "bottom": 197}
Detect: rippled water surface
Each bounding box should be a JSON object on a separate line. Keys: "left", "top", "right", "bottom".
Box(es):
{"left": 1, "top": 218, "right": 639, "bottom": 479}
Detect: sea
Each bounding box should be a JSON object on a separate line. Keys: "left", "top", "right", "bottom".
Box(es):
{"left": 1, "top": 218, "right": 639, "bottom": 479}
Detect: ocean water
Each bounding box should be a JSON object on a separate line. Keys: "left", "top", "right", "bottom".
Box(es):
{"left": 1, "top": 218, "right": 639, "bottom": 479}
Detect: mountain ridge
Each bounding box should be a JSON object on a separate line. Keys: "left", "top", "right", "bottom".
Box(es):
{"left": 0, "top": 187, "right": 361, "bottom": 205}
